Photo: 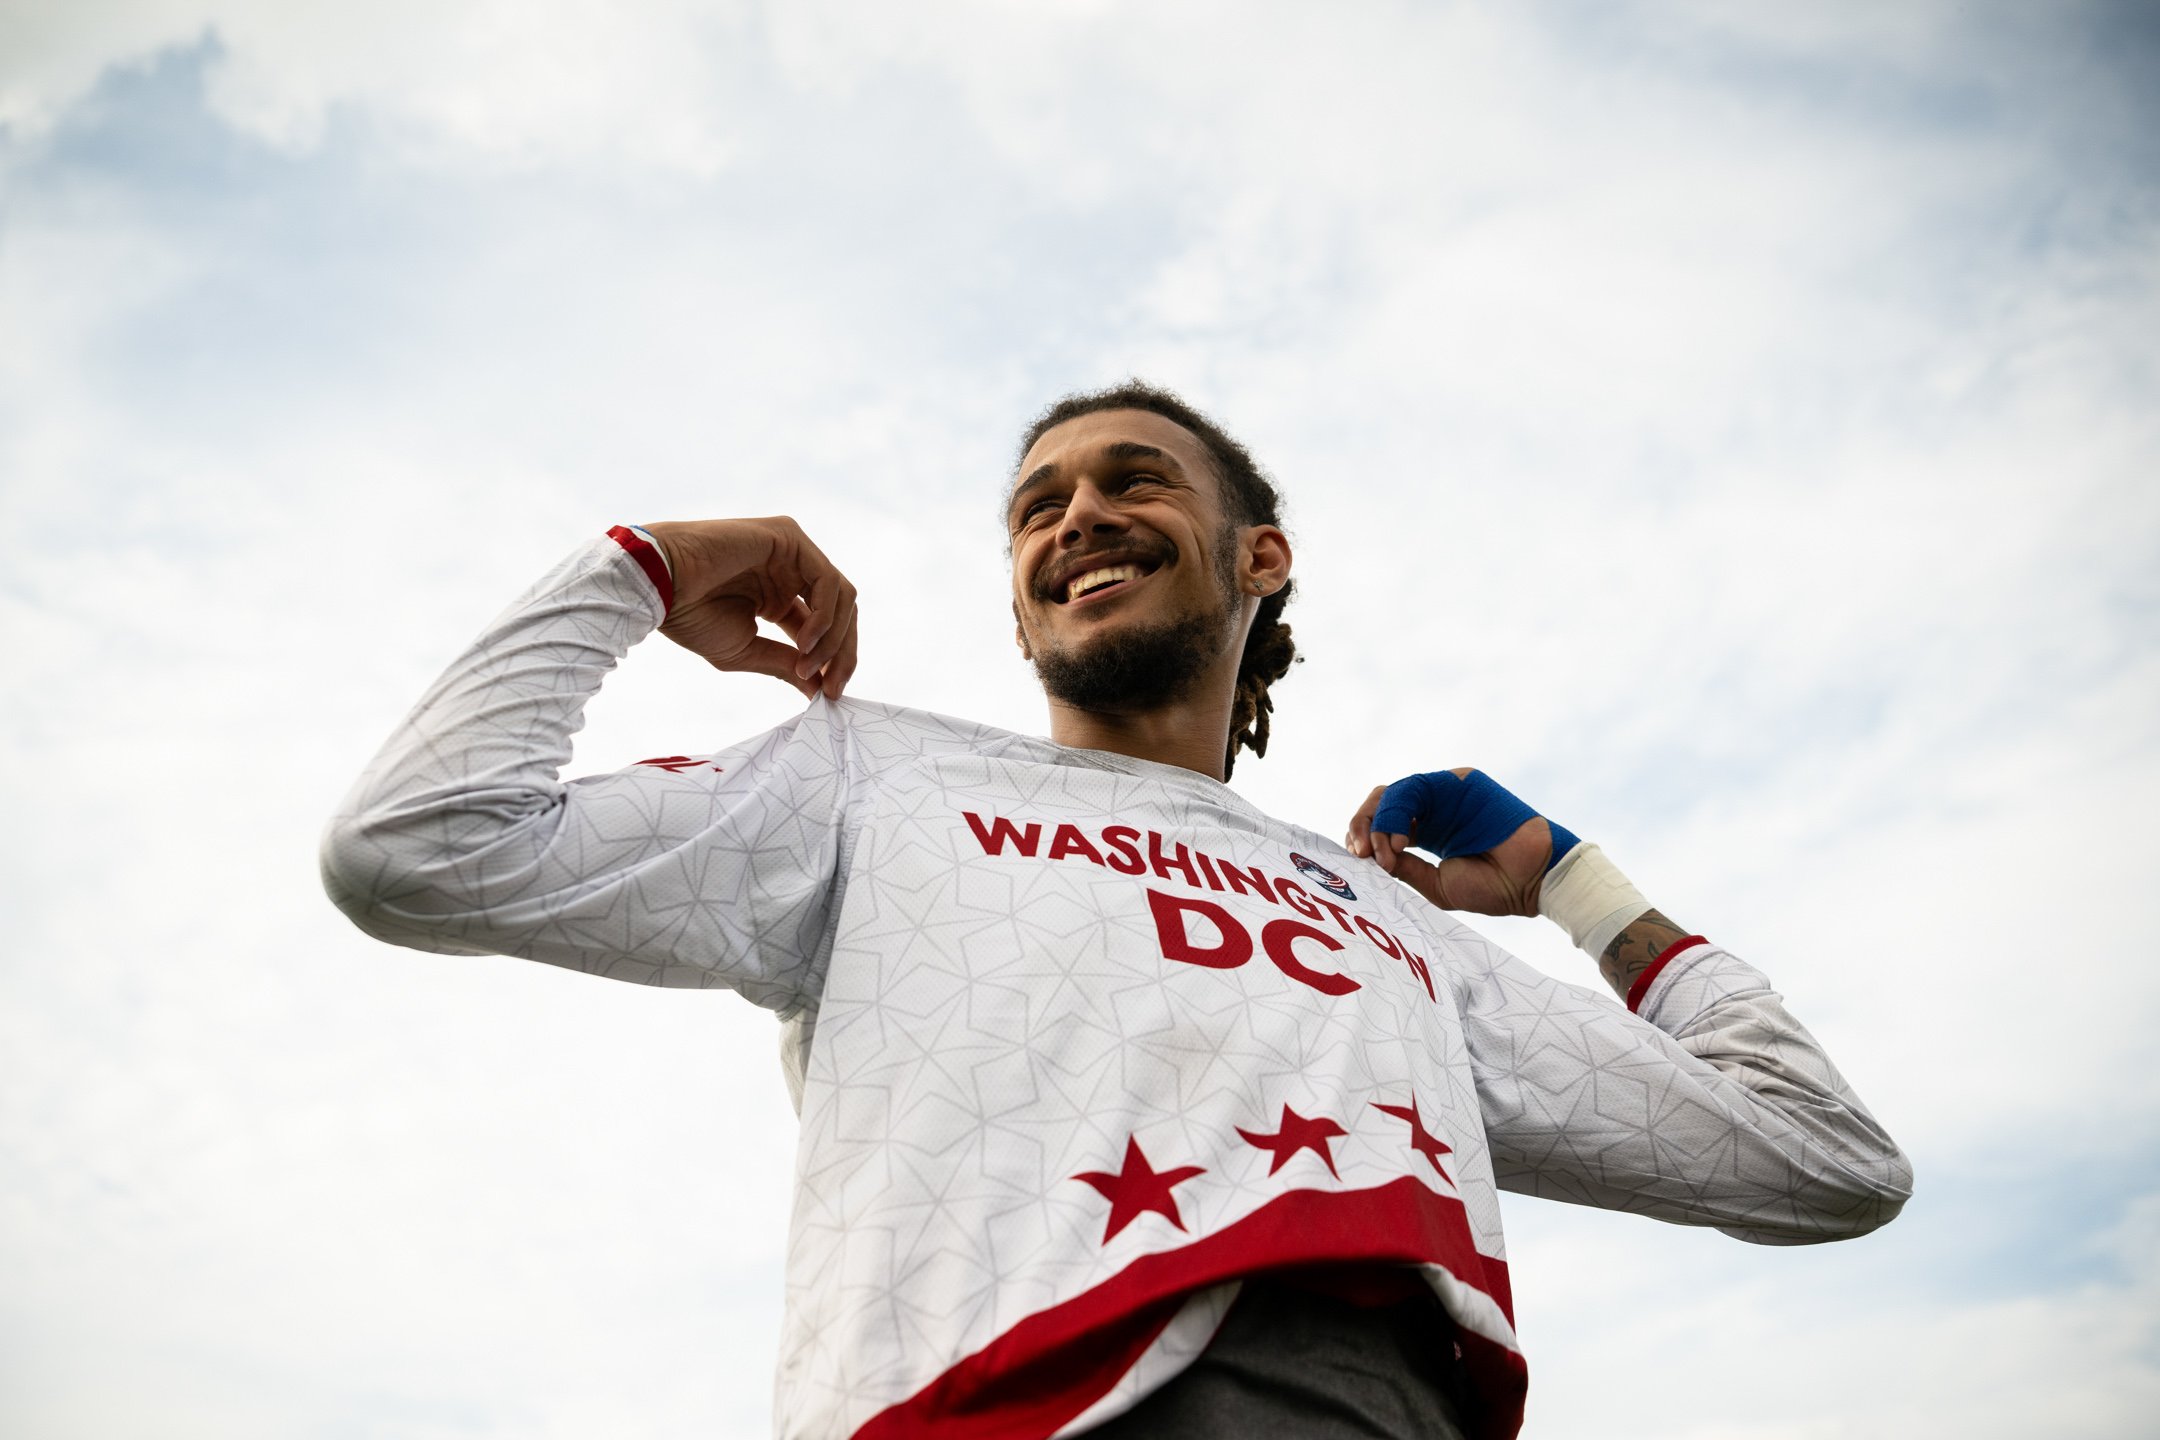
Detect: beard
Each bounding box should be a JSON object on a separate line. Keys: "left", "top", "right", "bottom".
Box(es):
{"left": 1030, "top": 526, "right": 1242, "bottom": 715}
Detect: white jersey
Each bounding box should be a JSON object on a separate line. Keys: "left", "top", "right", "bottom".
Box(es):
{"left": 321, "top": 533, "right": 1910, "bottom": 1439}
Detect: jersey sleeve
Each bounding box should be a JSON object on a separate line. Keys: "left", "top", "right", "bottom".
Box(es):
{"left": 1454, "top": 935, "right": 1911, "bottom": 1243}
{"left": 319, "top": 534, "right": 850, "bottom": 1015}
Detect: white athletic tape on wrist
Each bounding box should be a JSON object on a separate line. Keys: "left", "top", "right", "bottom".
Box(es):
{"left": 1539, "top": 842, "right": 1650, "bottom": 957}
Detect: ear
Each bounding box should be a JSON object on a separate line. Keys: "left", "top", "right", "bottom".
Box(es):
{"left": 1241, "top": 525, "right": 1292, "bottom": 597}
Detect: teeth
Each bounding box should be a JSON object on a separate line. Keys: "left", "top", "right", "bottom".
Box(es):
{"left": 1066, "top": 565, "right": 1140, "bottom": 602}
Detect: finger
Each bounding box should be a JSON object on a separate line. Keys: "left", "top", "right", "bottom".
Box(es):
{"left": 816, "top": 606, "right": 859, "bottom": 701}
{"left": 711, "top": 634, "right": 817, "bottom": 699}
{"left": 799, "top": 575, "right": 858, "bottom": 679}
{"left": 1369, "top": 774, "right": 1440, "bottom": 852}
{"left": 785, "top": 532, "right": 849, "bottom": 672}
{"left": 1375, "top": 832, "right": 1407, "bottom": 874}
{"left": 1346, "top": 785, "right": 1387, "bottom": 856}
{"left": 772, "top": 597, "right": 815, "bottom": 641}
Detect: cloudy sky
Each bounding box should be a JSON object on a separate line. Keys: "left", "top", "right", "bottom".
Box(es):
{"left": 3, "top": 2, "right": 2156, "bottom": 1436}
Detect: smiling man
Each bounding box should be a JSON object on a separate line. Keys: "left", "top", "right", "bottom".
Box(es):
{"left": 323, "top": 382, "right": 1909, "bottom": 1439}
{"left": 1007, "top": 402, "right": 1294, "bottom": 782}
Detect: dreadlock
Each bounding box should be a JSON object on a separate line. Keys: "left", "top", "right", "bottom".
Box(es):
{"left": 1014, "top": 380, "right": 1299, "bottom": 779}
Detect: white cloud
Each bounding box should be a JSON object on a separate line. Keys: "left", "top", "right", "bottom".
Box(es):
{"left": 3, "top": 0, "right": 757, "bottom": 170}
{"left": 1501, "top": 1185, "right": 2160, "bottom": 1439}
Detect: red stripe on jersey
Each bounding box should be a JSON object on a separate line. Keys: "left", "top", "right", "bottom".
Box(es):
{"left": 1627, "top": 935, "right": 1710, "bottom": 1014}
{"left": 854, "top": 1177, "right": 1523, "bottom": 1439}
{"left": 606, "top": 525, "right": 675, "bottom": 615}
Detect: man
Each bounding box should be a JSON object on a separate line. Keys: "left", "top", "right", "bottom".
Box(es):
{"left": 322, "top": 382, "right": 1909, "bottom": 1439}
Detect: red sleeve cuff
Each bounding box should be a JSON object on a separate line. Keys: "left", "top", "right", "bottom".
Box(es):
{"left": 607, "top": 525, "right": 675, "bottom": 616}
{"left": 1626, "top": 934, "right": 1708, "bottom": 1014}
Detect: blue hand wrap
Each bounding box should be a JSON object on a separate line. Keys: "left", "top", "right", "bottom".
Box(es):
{"left": 1370, "top": 770, "right": 1580, "bottom": 873}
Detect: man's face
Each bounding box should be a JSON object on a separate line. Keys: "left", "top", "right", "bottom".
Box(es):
{"left": 1007, "top": 409, "right": 1247, "bottom": 714}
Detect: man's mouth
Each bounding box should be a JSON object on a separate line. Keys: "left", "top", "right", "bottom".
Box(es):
{"left": 1064, "top": 563, "right": 1147, "bottom": 604}
{"left": 1040, "top": 541, "right": 1172, "bottom": 606}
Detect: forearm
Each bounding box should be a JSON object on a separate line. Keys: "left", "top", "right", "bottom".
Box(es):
{"left": 1551, "top": 878, "right": 1912, "bottom": 1232}
{"left": 1471, "top": 935, "right": 1912, "bottom": 1241}
{"left": 1468, "top": 889, "right": 1909, "bottom": 1243}
{"left": 1596, "top": 906, "right": 1693, "bottom": 1000}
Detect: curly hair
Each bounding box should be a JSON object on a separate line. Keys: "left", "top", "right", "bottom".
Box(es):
{"left": 1014, "top": 380, "right": 1298, "bottom": 779}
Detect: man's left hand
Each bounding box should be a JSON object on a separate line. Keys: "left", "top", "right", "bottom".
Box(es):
{"left": 1346, "top": 768, "right": 1579, "bottom": 918}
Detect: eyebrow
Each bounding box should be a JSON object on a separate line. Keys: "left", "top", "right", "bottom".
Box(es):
{"left": 1009, "top": 442, "right": 1183, "bottom": 518}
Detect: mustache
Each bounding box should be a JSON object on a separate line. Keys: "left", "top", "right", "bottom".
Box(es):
{"left": 1032, "top": 534, "right": 1179, "bottom": 603}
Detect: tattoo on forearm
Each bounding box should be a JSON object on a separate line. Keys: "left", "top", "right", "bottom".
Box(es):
{"left": 1598, "top": 908, "right": 1689, "bottom": 999}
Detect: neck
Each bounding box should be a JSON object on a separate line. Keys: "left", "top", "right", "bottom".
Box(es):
{"left": 1044, "top": 668, "right": 1240, "bottom": 782}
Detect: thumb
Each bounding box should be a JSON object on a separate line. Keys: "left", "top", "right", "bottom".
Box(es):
{"left": 1393, "top": 850, "right": 1449, "bottom": 910}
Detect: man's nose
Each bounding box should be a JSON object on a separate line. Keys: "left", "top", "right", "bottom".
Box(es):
{"left": 1059, "top": 481, "right": 1128, "bottom": 545}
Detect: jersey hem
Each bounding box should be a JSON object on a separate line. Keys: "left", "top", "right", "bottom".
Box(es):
{"left": 851, "top": 1177, "right": 1523, "bottom": 1440}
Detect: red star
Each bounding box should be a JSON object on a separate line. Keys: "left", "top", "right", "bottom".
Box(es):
{"left": 1072, "top": 1137, "right": 1207, "bottom": 1243}
{"left": 1372, "top": 1094, "right": 1454, "bottom": 1184}
{"left": 1236, "top": 1104, "right": 1348, "bottom": 1179}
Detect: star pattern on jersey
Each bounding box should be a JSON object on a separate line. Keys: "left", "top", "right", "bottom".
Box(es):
{"left": 1236, "top": 1104, "right": 1347, "bottom": 1178}
{"left": 1373, "top": 1093, "right": 1454, "bottom": 1184}
{"left": 1072, "top": 1137, "right": 1207, "bottom": 1243}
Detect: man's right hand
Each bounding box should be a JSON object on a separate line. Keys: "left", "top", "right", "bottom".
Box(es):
{"left": 642, "top": 517, "right": 859, "bottom": 701}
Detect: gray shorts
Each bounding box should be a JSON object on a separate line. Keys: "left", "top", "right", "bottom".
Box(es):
{"left": 1082, "top": 1277, "right": 1473, "bottom": 1439}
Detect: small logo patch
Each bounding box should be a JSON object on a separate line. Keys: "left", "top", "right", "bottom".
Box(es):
{"left": 1290, "top": 852, "right": 1355, "bottom": 901}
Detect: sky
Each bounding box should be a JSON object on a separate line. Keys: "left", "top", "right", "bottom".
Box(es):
{"left": 2, "top": 1, "right": 2157, "bottom": 1436}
